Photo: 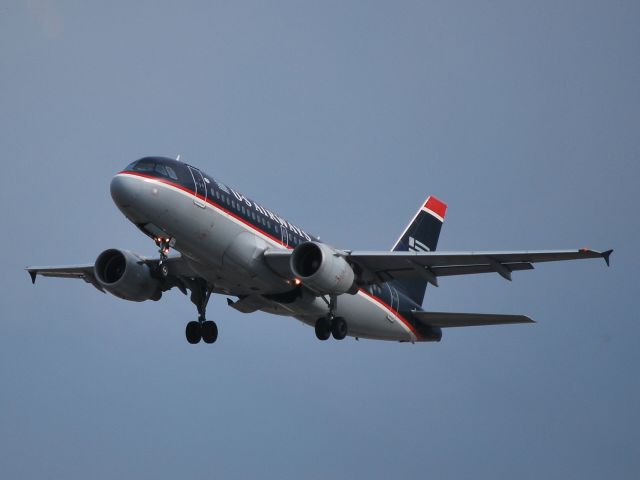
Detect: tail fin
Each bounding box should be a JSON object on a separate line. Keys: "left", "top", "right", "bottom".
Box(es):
{"left": 391, "top": 196, "right": 447, "bottom": 305}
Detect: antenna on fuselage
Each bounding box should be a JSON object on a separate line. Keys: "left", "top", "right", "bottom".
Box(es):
{"left": 176, "top": 154, "right": 181, "bottom": 161}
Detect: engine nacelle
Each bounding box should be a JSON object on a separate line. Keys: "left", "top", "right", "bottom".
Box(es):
{"left": 290, "top": 241, "right": 357, "bottom": 295}
{"left": 94, "top": 249, "right": 161, "bottom": 302}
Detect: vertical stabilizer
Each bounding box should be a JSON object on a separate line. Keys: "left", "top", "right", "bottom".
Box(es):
{"left": 391, "top": 196, "right": 447, "bottom": 305}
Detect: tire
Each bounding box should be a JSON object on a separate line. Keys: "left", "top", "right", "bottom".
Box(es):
{"left": 185, "top": 321, "right": 202, "bottom": 344}
{"left": 314, "top": 317, "right": 331, "bottom": 341}
{"left": 331, "top": 317, "right": 348, "bottom": 340}
{"left": 201, "top": 321, "right": 218, "bottom": 344}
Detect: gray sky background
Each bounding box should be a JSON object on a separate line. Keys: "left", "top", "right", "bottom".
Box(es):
{"left": 1, "top": 1, "right": 638, "bottom": 478}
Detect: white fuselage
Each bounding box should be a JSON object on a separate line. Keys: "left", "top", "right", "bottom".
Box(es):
{"left": 112, "top": 172, "right": 420, "bottom": 342}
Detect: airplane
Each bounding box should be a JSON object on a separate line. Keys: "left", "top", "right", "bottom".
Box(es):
{"left": 26, "top": 156, "right": 613, "bottom": 345}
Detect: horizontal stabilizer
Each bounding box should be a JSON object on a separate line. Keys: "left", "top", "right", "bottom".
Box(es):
{"left": 412, "top": 310, "right": 534, "bottom": 328}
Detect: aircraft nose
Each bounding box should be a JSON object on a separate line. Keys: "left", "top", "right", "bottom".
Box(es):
{"left": 110, "top": 174, "right": 140, "bottom": 208}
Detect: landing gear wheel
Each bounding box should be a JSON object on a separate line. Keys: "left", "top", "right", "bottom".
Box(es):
{"left": 201, "top": 321, "right": 218, "bottom": 344}
{"left": 185, "top": 321, "right": 202, "bottom": 344}
{"left": 331, "top": 317, "right": 348, "bottom": 340}
{"left": 315, "top": 317, "right": 331, "bottom": 341}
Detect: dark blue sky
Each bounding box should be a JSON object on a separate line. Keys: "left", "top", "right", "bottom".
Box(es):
{"left": 1, "top": 1, "right": 638, "bottom": 478}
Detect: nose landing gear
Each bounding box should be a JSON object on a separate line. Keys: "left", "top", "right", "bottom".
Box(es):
{"left": 155, "top": 237, "right": 173, "bottom": 278}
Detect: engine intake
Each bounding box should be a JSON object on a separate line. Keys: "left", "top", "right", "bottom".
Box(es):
{"left": 290, "top": 242, "right": 357, "bottom": 295}
{"left": 94, "top": 249, "right": 161, "bottom": 302}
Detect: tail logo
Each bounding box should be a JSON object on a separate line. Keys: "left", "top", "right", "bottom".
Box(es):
{"left": 408, "top": 236, "right": 430, "bottom": 252}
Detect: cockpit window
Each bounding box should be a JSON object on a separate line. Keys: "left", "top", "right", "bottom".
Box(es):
{"left": 155, "top": 163, "right": 169, "bottom": 176}
{"left": 165, "top": 165, "right": 179, "bottom": 180}
{"left": 125, "top": 157, "right": 192, "bottom": 184}
{"left": 125, "top": 158, "right": 179, "bottom": 181}
{"left": 154, "top": 163, "right": 179, "bottom": 181}
{"left": 129, "top": 159, "right": 156, "bottom": 173}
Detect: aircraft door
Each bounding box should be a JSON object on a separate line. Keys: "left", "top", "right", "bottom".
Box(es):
{"left": 280, "top": 225, "right": 289, "bottom": 247}
{"left": 187, "top": 166, "right": 207, "bottom": 208}
{"left": 391, "top": 286, "right": 400, "bottom": 312}
{"left": 386, "top": 284, "right": 400, "bottom": 314}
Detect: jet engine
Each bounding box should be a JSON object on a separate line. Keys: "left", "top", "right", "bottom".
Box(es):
{"left": 290, "top": 241, "right": 357, "bottom": 295}
{"left": 94, "top": 249, "right": 161, "bottom": 302}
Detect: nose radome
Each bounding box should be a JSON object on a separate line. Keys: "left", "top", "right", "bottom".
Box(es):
{"left": 110, "top": 174, "right": 140, "bottom": 208}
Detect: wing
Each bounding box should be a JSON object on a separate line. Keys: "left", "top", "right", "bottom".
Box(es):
{"left": 263, "top": 248, "right": 612, "bottom": 286}
{"left": 412, "top": 311, "right": 534, "bottom": 328}
{"left": 26, "top": 255, "right": 194, "bottom": 293}
{"left": 347, "top": 248, "right": 612, "bottom": 285}
{"left": 26, "top": 264, "right": 106, "bottom": 292}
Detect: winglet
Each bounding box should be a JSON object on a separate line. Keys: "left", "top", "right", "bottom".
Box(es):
{"left": 27, "top": 269, "right": 37, "bottom": 284}
{"left": 602, "top": 249, "right": 613, "bottom": 267}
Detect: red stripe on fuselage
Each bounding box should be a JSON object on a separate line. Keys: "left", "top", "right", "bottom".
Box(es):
{"left": 358, "top": 288, "right": 422, "bottom": 341}
{"left": 118, "top": 171, "right": 292, "bottom": 249}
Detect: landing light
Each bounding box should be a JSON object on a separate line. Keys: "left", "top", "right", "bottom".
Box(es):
{"left": 294, "top": 278, "right": 301, "bottom": 286}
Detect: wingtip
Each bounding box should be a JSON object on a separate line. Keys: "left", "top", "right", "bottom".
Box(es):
{"left": 27, "top": 270, "right": 37, "bottom": 284}
{"left": 579, "top": 247, "right": 613, "bottom": 267}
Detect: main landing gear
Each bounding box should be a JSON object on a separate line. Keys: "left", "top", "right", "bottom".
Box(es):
{"left": 314, "top": 294, "right": 348, "bottom": 341}
{"left": 315, "top": 316, "right": 347, "bottom": 341}
{"left": 151, "top": 237, "right": 218, "bottom": 345}
{"left": 186, "top": 320, "right": 218, "bottom": 344}
{"left": 185, "top": 280, "right": 218, "bottom": 345}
